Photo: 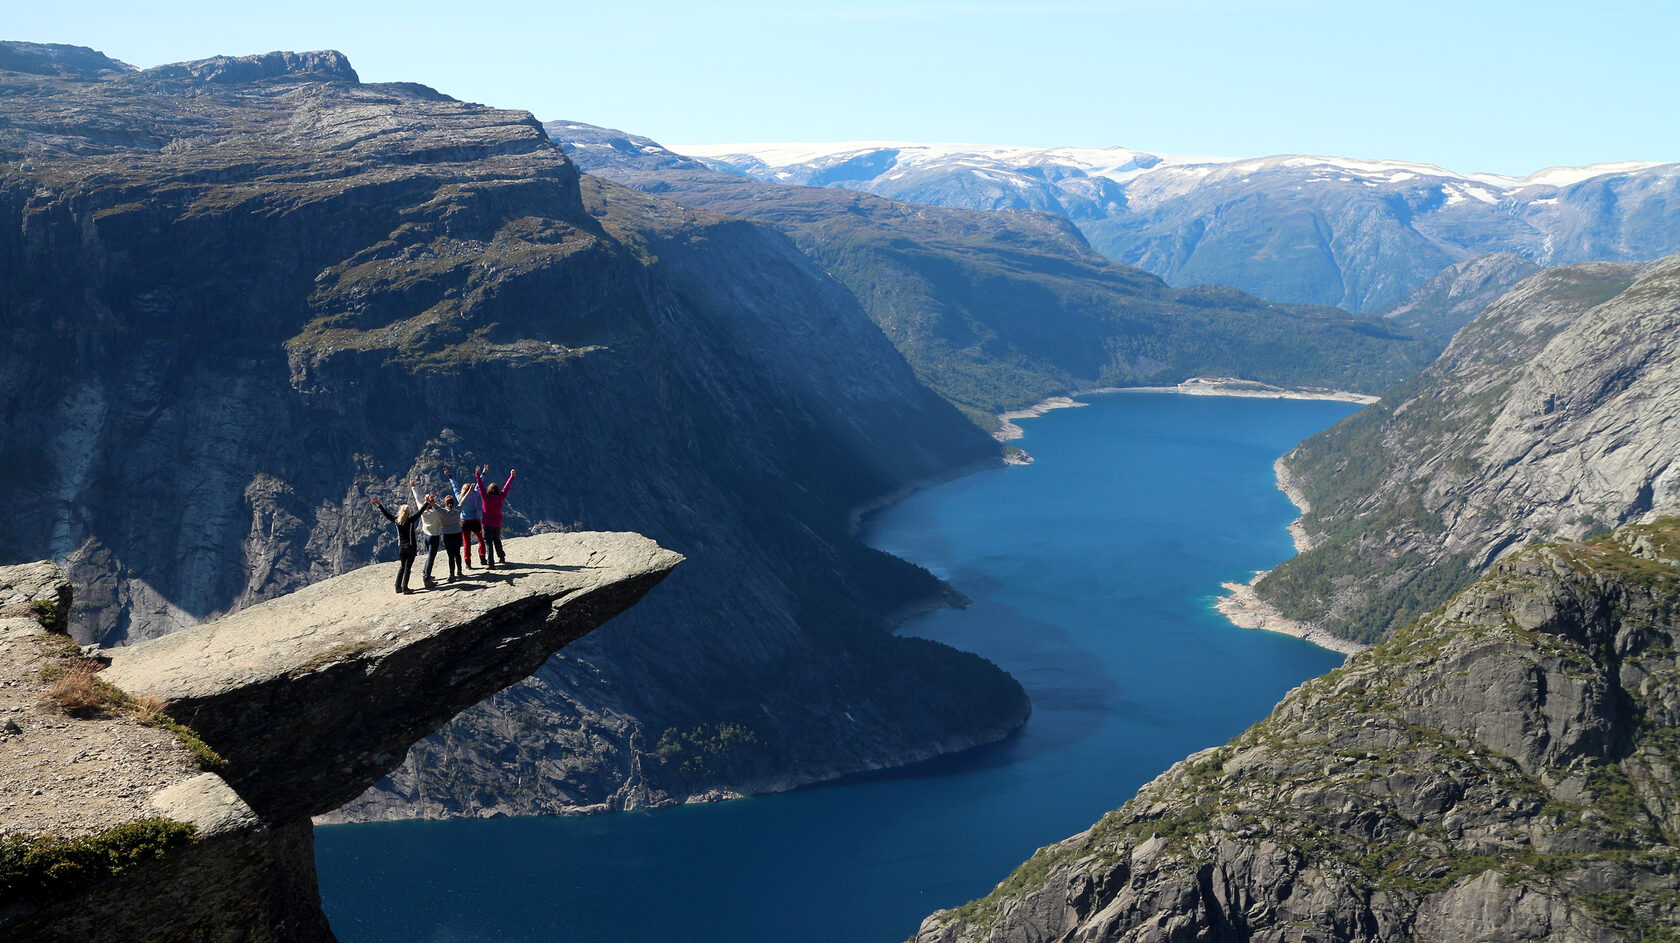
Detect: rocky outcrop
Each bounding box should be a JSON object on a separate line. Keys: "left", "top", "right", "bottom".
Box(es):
{"left": 1379, "top": 252, "right": 1541, "bottom": 341}
{"left": 102, "top": 533, "right": 682, "bottom": 823}
{"left": 2, "top": 534, "right": 679, "bottom": 941}
{"left": 553, "top": 122, "right": 1440, "bottom": 415}
{"left": 916, "top": 521, "right": 1680, "bottom": 943}
{"left": 1, "top": 42, "right": 1028, "bottom": 818}
{"left": 1256, "top": 254, "right": 1679, "bottom": 643}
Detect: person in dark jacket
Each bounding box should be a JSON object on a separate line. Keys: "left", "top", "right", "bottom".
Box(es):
{"left": 373, "top": 495, "right": 422, "bottom": 593}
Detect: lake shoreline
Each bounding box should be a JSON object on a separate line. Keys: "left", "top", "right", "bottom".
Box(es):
{"left": 1212, "top": 438, "right": 1370, "bottom": 658}
{"left": 1213, "top": 576, "right": 1368, "bottom": 657}
{"left": 985, "top": 385, "right": 1372, "bottom": 658}
{"left": 991, "top": 381, "right": 1377, "bottom": 443}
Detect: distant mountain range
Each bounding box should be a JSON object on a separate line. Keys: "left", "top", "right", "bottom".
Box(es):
{"left": 678, "top": 141, "right": 1680, "bottom": 314}
{"left": 554, "top": 122, "right": 1439, "bottom": 417}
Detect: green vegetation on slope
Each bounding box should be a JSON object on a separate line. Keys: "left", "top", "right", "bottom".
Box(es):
{"left": 554, "top": 124, "right": 1443, "bottom": 415}
{"left": 1256, "top": 261, "right": 1653, "bottom": 643}
{"left": 0, "top": 819, "right": 197, "bottom": 905}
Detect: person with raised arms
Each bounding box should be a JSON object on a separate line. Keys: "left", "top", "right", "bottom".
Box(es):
{"left": 449, "top": 465, "right": 486, "bottom": 568}
{"left": 410, "top": 478, "right": 446, "bottom": 587}
{"left": 371, "top": 492, "right": 422, "bottom": 594}
{"left": 475, "top": 464, "right": 516, "bottom": 567}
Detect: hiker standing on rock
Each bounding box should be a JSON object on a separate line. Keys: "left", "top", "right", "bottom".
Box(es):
{"left": 476, "top": 465, "right": 515, "bottom": 567}
{"left": 411, "top": 479, "right": 446, "bottom": 586}
{"left": 439, "top": 490, "right": 465, "bottom": 582}
{"left": 450, "top": 466, "right": 486, "bottom": 568}
{"left": 372, "top": 494, "right": 421, "bottom": 594}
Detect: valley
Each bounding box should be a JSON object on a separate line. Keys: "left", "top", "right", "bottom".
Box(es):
{"left": 4, "top": 32, "right": 1678, "bottom": 943}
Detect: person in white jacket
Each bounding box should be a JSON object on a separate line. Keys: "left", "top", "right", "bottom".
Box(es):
{"left": 410, "top": 478, "right": 445, "bottom": 586}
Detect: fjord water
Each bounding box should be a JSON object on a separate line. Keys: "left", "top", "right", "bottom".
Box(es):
{"left": 316, "top": 394, "right": 1355, "bottom": 943}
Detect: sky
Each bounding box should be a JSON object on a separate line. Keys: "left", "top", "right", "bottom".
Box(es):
{"left": 10, "top": 0, "right": 1678, "bottom": 176}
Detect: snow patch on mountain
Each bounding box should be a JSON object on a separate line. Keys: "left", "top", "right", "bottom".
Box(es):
{"left": 672, "top": 141, "right": 1668, "bottom": 193}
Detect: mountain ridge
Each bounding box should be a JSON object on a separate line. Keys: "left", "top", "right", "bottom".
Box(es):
{"left": 554, "top": 121, "right": 1440, "bottom": 418}
{"left": 678, "top": 140, "right": 1680, "bottom": 314}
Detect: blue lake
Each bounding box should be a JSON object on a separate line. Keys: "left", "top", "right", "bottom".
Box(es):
{"left": 315, "top": 394, "right": 1357, "bottom": 943}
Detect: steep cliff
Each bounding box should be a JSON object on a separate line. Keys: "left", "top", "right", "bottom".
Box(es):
{"left": 0, "top": 43, "right": 1027, "bottom": 819}
{"left": 917, "top": 521, "right": 1680, "bottom": 943}
{"left": 1255, "top": 254, "right": 1679, "bottom": 643}
{"left": 2, "top": 534, "right": 680, "bottom": 942}
{"left": 553, "top": 122, "right": 1440, "bottom": 417}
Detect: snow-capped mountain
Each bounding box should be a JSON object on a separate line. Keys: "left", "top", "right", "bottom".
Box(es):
{"left": 674, "top": 142, "right": 1680, "bottom": 313}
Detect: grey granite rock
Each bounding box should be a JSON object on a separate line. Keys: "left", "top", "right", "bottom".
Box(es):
{"left": 102, "top": 532, "right": 681, "bottom": 822}
{"left": 1257, "top": 254, "right": 1680, "bottom": 643}
{"left": 917, "top": 522, "right": 1680, "bottom": 943}
{"left": 1380, "top": 252, "right": 1542, "bottom": 341}
{"left": 2, "top": 532, "right": 677, "bottom": 941}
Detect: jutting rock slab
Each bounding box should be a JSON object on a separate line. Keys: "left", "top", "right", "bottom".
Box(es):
{"left": 101, "top": 532, "right": 683, "bottom": 824}
{"left": 3, "top": 531, "right": 680, "bottom": 943}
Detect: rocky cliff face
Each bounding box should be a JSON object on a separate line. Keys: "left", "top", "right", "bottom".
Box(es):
{"left": 1379, "top": 252, "right": 1541, "bottom": 342}
{"left": 1255, "top": 254, "right": 1680, "bottom": 643}
{"left": 2, "top": 535, "right": 679, "bottom": 941}
{"left": 681, "top": 142, "right": 1680, "bottom": 314}
{"left": 554, "top": 122, "right": 1440, "bottom": 417}
{"left": 916, "top": 521, "right": 1680, "bottom": 943}
{"left": 0, "top": 43, "right": 1027, "bottom": 819}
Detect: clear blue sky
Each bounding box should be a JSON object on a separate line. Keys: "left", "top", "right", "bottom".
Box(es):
{"left": 11, "top": 0, "right": 1676, "bottom": 176}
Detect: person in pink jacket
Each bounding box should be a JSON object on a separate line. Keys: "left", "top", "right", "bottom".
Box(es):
{"left": 476, "top": 465, "right": 515, "bottom": 567}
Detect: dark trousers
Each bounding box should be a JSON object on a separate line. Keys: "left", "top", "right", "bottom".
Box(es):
{"left": 443, "top": 532, "right": 463, "bottom": 578}
{"left": 423, "top": 534, "right": 442, "bottom": 579}
{"left": 396, "top": 546, "right": 417, "bottom": 592}
{"left": 462, "top": 520, "right": 485, "bottom": 562}
{"left": 485, "top": 525, "right": 505, "bottom": 564}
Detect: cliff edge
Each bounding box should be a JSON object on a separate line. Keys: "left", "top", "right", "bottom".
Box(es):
{"left": 1, "top": 532, "right": 681, "bottom": 942}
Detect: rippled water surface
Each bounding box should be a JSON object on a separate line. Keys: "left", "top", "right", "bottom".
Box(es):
{"left": 317, "top": 394, "right": 1357, "bottom": 943}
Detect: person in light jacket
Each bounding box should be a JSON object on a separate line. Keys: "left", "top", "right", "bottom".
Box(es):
{"left": 439, "top": 492, "right": 465, "bottom": 581}
{"left": 476, "top": 465, "right": 515, "bottom": 567}
{"left": 372, "top": 495, "right": 421, "bottom": 594}
{"left": 411, "top": 479, "right": 445, "bottom": 586}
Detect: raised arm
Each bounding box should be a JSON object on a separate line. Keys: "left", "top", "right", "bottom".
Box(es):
{"left": 409, "top": 478, "right": 423, "bottom": 509}
{"left": 502, "top": 468, "right": 516, "bottom": 495}
{"left": 373, "top": 498, "right": 396, "bottom": 523}
{"left": 445, "top": 466, "right": 461, "bottom": 501}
